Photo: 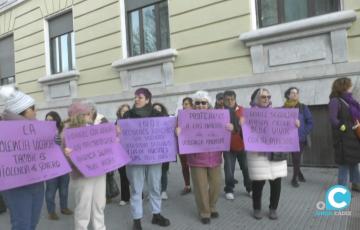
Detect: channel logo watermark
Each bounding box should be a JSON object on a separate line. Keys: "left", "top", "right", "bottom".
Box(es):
{"left": 315, "top": 185, "right": 352, "bottom": 216}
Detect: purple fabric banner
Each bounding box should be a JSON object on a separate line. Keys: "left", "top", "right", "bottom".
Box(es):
{"left": 118, "top": 117, "right": 177, "bottom": 165}
{"left": 177, "top": 109, "right": 231, "bottom": 154}
{"left": 242, "top": 108, "right": 300, "bottom": 152}
{"left": 64, "top": 123, "right": 131, "bottom": 177}
{"left": 0, "top": 121, "right": 71, "bottom": 191}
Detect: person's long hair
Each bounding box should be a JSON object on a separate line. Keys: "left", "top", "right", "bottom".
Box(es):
{"left": 152, "top": 103, "right": 169, "bottom": 116}
{"left": 329, "top": 77, "right": 352, "bottom": 98}
{"left": 116, "top": 104, "right": 131, "bottom": 119}
{"left": 45, "top": 111, "right": 64, "bottom": 132}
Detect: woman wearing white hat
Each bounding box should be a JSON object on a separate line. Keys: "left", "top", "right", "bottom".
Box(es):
{"left": 0, "top": 86, "right": 43, "bottom": 230}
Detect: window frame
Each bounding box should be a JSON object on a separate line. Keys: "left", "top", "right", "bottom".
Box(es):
{"left": 125, "top": 0, "right": 170, "bottom": 57}
{"left": 50, "top": 31, "right": 75, "bottom": 74}
{"left": 46, "top": 10, "right": 75, "bottom": 75}
{"left": 0, "top": 34, "right": 15, "bottom": 86}
{"left": 256, "top": 0, "right": 341, "bottom": 28}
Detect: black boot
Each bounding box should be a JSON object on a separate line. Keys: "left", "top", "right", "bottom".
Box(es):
{"left": 152, "top": 213, "right": 170, "bottom": 227}
{"left": 133, "top": 219, "right": 142, "bottom": 230}
{"left": 298, "top": 172, "right": 306, "bottom": 182}
{"left": 291, "top": 179, "right": 299, "bottom": 188}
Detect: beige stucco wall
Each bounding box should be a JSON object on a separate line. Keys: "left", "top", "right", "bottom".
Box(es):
{"left": 345, "top": 0, "right": 360, "bottom": 61}
{"left": 169, "top": 0, "right": 252, "bottom": 85}
{"left": 0, "top": 0, "right": 124, "bottom": 103}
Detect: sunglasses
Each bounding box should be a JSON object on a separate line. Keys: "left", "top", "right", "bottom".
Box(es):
{"left": 260, "top": 95, "right": 271, "bottom": 99}
{"left": 195, "top": 101, "right": 208, "bottom": 106}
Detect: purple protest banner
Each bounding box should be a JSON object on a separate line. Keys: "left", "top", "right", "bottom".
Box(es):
{"left": 0, "top": 121, "right": 71, "bottom": 191}
{"left": 118, "top": 117, "right": 177, "bottom": 165}
{"left": 242, "top": 108, "right": 300, "bottom": 152}
{"left": 64, "top": 123, "right": 131, "bottom": 177}
{"left": 177, "top": 109, "right": 231, "bottom": 154}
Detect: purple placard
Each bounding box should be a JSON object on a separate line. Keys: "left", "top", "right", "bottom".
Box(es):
{"left": 118, "top": 117, "right": 177, "bottom": 165}
{"left": 64, "top": 123, "right": 131, "bottom": 177}
{"left": 242, "top": 108, "right": 300, "bottom": 152}
{"left": 0, "top": 121, "right": 72, "bottom": 191}
{"left": 178, "top": 109, "right": 231, "bottom": 154}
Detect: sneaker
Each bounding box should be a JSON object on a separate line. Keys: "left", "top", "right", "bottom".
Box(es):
{"left": 201, "top": 217, "right": 210, "bottom": 224}
{"left": 133, "top": 219, "right": 142, "bottom": 230}
{"left": 299, "top": 173, "right": 306, "bottom": 182}
{"left": 119, "top": 200, "right": 127, "bottom": 206}
{"left": 181, "top": 187, "right": 191, "bottom": 195}
{"left": 161, "top": 191, "right": 168, "bottom": 200}
{"left": 269, "top": 209, "right": 278, "bottom": 220}
{"left": 225, "top": 193, "right": 234, "bottom": 200}
{"left": 152, "top": 213, "right": 170, "bottom": 227}
{"left": 253, "top": 210, "right": 262, "bottom": 220}
{"left": 291, "top": 179, "right": 299, "bottom": 188}
{"left": 61, "top": 208, "right": 73, "bottom": 215}
{"left": 48, "top": 212, "right": 59, "bottom": 220}
{"left": 210, "top": 212, "right": 219, "bottom": 218}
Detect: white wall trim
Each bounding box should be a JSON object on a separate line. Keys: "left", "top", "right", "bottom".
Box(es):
{"left": 240, "top": 10, "right": 357, "bottom": 46}
{"left": 38, "top": 70, "right": 79, "bottom": 84}
{"left": 43, "top": 19, "right": 51, "bottom": 75}
{"left": 0, "top": 0, "right": 25, "bottom": 14}
{"left": 250, "top": 0, "right": 257, "bottom": 30}
{"left": 119, "top": 0, "right": 128, "bottom": 59}
{"left": 112, "top": 48, "right": 177, "bottom": 70}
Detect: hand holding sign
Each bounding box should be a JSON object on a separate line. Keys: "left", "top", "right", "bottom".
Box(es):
{"left": 118, "top": 117, "right": 177, "bottom": 165}
{"left": 242, "top": 108, "right": 300, "bottom": 152}
{"left": 177, "top": 109, "right": 231, "bottom": 154}
{"left": 64, "top": 123, "right": 130, "bottom": 177}
{"left": 0, "top": 121, "right": 71, "bottom": 191}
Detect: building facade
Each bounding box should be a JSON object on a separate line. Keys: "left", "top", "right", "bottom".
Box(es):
{"left": 0, "top": 0, "right": 359, "bottom": 165}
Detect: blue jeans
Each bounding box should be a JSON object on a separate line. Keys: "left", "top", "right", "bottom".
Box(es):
{"left": 1, "top": 182, "right": 44, "bottom": 230}
{"left": 126, "top": 164, "right": 162, "bottom": 219}
{"left": 223, "top": 151, "right": 252, "bottom": 193}
{"left": 338, "top": 164, "right": 360, "bottom": 186}
{"left": 45, "top": 174, "right": 70, "bottom": 213}
{"left": 161, "top": 162, "right": 170, "bottom": 192}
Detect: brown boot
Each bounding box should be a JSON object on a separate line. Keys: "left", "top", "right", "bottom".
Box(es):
{"left": 61, "top": 208, "right": 73, "bottom": 215}
{"left": 48, "top": 212, "right": 59, "bottom": 220}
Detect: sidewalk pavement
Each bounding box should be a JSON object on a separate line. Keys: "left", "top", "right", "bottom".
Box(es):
{"left": 0, "top": 163, "right": 359, "bottom": 230}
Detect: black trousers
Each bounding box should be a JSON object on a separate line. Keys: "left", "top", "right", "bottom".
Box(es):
{"left": 291, "top": 142, "right": 306, "bottom": 180}
{"left": 118, "top": 166, "right": 130, "bottom": 202}
{"left": 0, "top": 194, "right": 6, "bottom": 212}
{"left": 252, "top": 178, "right": 281, "bottom": 210}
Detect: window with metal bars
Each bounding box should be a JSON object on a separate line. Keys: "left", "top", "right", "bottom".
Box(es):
{"left": 256, "top": 0, "right": 340, "bottom": 28}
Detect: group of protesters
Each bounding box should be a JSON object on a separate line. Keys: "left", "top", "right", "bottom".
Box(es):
{"left": 0, "top": 76, "right": 359, "bottom": 230}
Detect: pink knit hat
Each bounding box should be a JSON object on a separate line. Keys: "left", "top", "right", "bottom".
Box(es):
{"left": 68, "top": 101, "right": 91, "bottom": 117}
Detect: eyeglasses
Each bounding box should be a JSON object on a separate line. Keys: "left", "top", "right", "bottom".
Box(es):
{"left": 260, "top": 95, "right": 271, "bottom": 99}
{"left": 195, "top": 101, "right": 208, "bottom": 106}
